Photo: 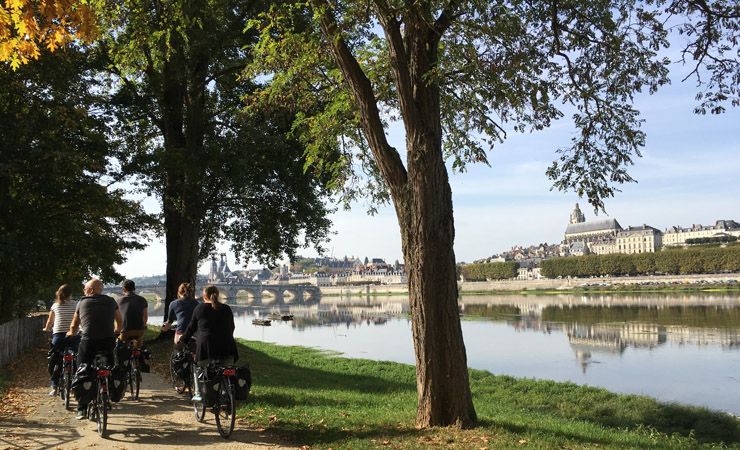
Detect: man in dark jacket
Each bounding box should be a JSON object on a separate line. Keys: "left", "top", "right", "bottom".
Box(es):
{"left": 67, "top": 278, "right": 122, "bottom": 419}
{"left": 117, "top": 279, "right": 149, "bottom": 348}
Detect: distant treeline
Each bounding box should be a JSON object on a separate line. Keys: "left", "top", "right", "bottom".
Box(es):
{"left": 686, "top": 236, "right": 737, "bottom": 245}
{"left": 540, "top": 246, "right": 740, "bottom": 278}
{"left": 460, "top": 261, "right": 520, "bottom": 281}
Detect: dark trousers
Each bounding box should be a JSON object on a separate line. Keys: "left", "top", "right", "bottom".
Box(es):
{"left": 76, "top": 337, "right": 115, "bottom": 411}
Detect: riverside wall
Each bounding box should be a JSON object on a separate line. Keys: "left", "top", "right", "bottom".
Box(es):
{"left": 318, "top": 272, "right": 739, "bottom": 296}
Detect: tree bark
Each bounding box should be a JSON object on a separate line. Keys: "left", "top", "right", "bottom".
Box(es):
{"left": 158, "top": 33, "right": 207, "bottom": 320}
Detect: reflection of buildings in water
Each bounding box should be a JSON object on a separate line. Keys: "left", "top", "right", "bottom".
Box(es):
{"left": 662, "top": 325, "right": 740, "bottom": 349}
{"left": 567, "top": 322, "right": 666, "bottom": 373}
{"left": 233, "top": 302, "right": 401, "bottom": 330}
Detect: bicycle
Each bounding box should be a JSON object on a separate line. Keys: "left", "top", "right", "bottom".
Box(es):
{"left": 170, "top": 340, "right": 195, "bottom": 395}
{"left": 86, "top": 352, "right": 112, "bottom": 438}
{"left": 125, "top": 339, "right": 143, "bottom": 400}
{"left": 58, "top": 346, "right": 77, "bottom": 410}
{"left": 192, "top": 363, "right": 237, "bottom": 438}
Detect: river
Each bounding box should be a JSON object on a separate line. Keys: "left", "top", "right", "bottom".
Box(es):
{"left": 153, "top": 291, "right": 740, "bottom": 414}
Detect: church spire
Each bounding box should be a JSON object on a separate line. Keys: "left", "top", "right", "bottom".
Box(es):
{"left": 570, "top": 203, "right": 585, "bottom": 224}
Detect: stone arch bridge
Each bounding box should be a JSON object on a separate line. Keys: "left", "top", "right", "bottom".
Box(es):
{"left": 103, "top": 282, "right": 321, "bottom": 306}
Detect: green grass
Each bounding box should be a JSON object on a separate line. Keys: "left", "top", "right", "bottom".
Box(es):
{"left": 143, "top": 327, "right": 740, "bottom": 449}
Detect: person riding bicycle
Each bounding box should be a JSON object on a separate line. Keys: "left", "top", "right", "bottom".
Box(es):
{"left": 160, "top": 282, "right": 200, "bottom": 351}
{"left": 178, "top": 285, "right": 237, "bottom": 402}
{"left": 43, "top": 284, "right": 81, "bottom": 396}
{"left": 67, "top": 278, "right": 123, "bottom": 419}
{"left": 116, "top": 279, "right": 148, "bottom": 348}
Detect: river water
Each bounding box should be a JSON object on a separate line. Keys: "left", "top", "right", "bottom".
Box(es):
{"left": 155, "top": 292, "right": 740, "bottom": 414}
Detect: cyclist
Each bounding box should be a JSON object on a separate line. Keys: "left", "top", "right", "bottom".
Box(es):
{"left": 178, "top": 285, "right": 238, "bottom": 402}
{"left": 160, "top": 282, "right": 200, "bottom": 351}
{"left": 67, "top": 278, "right": 123, "bottom": 419}
{"left": 116, "top": 279, "right": 148, "bottom": 348}
{"left": 43, "top": 284, "right": 80, "bottom": 396}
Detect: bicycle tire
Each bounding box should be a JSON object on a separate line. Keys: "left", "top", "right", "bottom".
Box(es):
{"left": 133, "top": 364, "right": 141, "bottom": 400}
{"left": 193, "top": 400, "right": 206, "bottom": 422}
{"left": 214, "top": 378, "right": 235, "bottom": 438}
{"left": 96, "top": 380, "right": 108, "bottom": 437}
{"left": 63, "top": 370, "right": 72, "bottom": 410}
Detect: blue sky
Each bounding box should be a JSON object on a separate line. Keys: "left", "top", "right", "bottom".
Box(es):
{"left": 115, "top": 60, "right": 740, "bottom": 277}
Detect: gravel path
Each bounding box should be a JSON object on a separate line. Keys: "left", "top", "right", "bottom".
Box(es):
{"left": 0, "top": 347, "right": 297, "bottom": 450}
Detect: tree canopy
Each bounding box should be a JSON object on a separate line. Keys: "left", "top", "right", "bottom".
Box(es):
{"left": 99, "top": 0, "right": 338, "bottom": 313}
{"left": 0, "top": 49, "right": 151, "bottom": 322}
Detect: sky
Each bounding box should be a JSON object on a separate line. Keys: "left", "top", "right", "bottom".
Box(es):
{"left": 114, "top": 58, "right": 740, "bottom": 278}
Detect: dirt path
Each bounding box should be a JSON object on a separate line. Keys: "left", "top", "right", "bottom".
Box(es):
{"left": 0, "top": 347, "right": 297, "bottom": 450}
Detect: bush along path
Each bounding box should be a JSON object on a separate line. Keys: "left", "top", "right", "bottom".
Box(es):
{"left": 0, "top": 333, "right": 295, "bottom": 450}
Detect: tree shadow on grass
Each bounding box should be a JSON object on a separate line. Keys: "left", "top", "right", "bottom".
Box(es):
{"left": 236, "top": 340, "right": 414, "bottom": 396}
{"left": 223, "top": 340, "right": 740, "bottom": 448}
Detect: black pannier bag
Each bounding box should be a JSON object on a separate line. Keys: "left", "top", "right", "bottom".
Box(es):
{"left": 172, "top": 351, "right": 191, "bottom": 381}
{"left": 114, "top": 340, "right": 131, "bottom": 368}
{"left": 109, "top": 365, "right": 127, "bottom": 402}
{"left": 234, "top": 364, "right": 251, "bottom": 401}
{"left": 46, "top": 346, "right": 62, "bottom": 382}
{"left": 139, "top": 346, "right": 152, "bottom": 373}
{"left": 197, "top": 366, "right": 220, "bottom": 407}
{"left": 72, "top": 364, "right": 96, "bottom": 406}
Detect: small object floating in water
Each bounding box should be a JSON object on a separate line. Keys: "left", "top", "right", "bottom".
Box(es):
{"left": 281, "top": 314, "right": 294, "bottom": 321}
{"left": 252, "top": 319, "right": 272, "bottom": 326}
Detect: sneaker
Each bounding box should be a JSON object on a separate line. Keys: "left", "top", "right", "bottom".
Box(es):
{"left": 49, "top": 388, "right": 57, "bottom": 396}
{"left": 75, "top": 410, "right": 86, "bottom": 420}
{"left": 191, "top": 394, "right": 203, "bottom": 402}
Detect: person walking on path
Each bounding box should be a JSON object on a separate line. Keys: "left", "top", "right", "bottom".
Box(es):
{"left": 67, "top": 278, "right": 123, "bottom": 419}
{"left": 42, "top": 284, "right": 80, "bottom": 396}
{"left": 161, "top": 282, "right": 200, "bottom": 351}
{"left": 178, "top": 285, "right": 238, "bottom": 402}
{"left": 117, "top": 279, "right": 149, "bottom": 348}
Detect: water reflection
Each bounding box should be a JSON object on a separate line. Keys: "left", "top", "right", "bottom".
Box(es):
{"left": 149, "top": 292, "right": 740, "bottom": 413}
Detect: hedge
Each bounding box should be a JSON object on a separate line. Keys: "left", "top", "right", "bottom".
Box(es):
{"left": 539, "top": 246, "right": 740, "bottom": 278}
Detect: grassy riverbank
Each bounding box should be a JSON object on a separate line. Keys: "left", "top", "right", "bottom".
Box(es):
{"left": 143, "top": 329, "right": 740, "bottom": 449}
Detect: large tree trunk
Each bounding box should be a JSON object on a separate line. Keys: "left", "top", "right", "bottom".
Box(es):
{"left": 313, "top": 0, "right": 477, "bottom": 428}
{"left": 398, "top": 138, "right": 477, "bottom": 427}
{"left": 158, "top": 44, "right": 206, "bottom": 320}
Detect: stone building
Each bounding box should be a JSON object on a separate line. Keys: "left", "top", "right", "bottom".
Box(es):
{"left": 663, "top": 220, "right": 740, "bottom": 246}
{"left": 616, "top": 225, "right": 663, "bottom": 254}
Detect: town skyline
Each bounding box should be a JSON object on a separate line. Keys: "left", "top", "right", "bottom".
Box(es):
{"left": 115, "top": 59, "right": 740, "bottom": 278}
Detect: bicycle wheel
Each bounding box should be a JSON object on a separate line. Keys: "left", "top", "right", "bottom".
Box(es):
{"left": 193, "top": 399, "right": 206, "bottom": 422}
{"left": 214, "top": 378, "right": 235, "bottom": 438}
{"left": 133, "top": 364, "right": 141, "bottom": 400}
{"left": 62, "top": 370, "right": 72, "bottom": 409}
{"left": 96, "top": 382, "right": 108, "bottom": 437}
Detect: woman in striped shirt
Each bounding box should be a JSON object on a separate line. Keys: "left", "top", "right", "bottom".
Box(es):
{"left": 43, "top": 284, "right": 80, "bottom": 395}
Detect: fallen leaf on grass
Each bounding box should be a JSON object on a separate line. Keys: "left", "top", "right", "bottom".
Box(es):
{"left": 382, "top": 440, "right": 391, "bottom": 446}
{"left": 518, "top": 440, "right": 527, "bottom": 445}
